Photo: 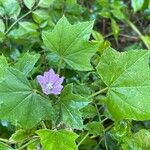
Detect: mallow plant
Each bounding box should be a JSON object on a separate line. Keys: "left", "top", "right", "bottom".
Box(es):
{"left": 0, "top": 1, "right": 150, "bottom": 150}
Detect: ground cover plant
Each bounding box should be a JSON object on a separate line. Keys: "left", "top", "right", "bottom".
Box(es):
{"left": 0, "top": 0, "right": 150, "bottom": 149}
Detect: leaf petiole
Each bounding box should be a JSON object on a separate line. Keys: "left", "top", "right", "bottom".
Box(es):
{"left": 87, "top": 87, "right": 108, "bottom": 99}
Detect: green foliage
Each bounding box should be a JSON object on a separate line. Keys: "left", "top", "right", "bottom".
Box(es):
{"left": 42, "top": 16, "right": 98, "bottom": 71}
{"left": 0, "top": 142, "right": 13, "bottom": 150}
{"left": 23, "top": 0, "right": 35, "bottom": 10}
{"left": 36, "top": 129, "right": 78, "bottom": 150}
{"left": 97, "top": 48, "right": 150, "bottom": 120}
{"left": 131, "top": 0, "right": 145, "bottom": 12}
{"left": 58, "top": 84, "right": 89, "bottom": 129}
{"left": 0, "top": 0, "right": 20, "bottom": 19}
{"left": 0, "top": 67, "right": 54, "bottom": 129}
{"left": 0, "top": 0, "right": 149, "bottom": 149}
{"left": 14, "top": 53, "right": 40, "bottom": 75}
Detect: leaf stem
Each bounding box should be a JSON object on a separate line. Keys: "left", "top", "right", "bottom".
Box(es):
{"left": 125, "top": 19, "right": 150, "bottom": 50}
{"left": 88, "top": 87, "right": 108, "bottom": 99}
{"left": 77, "top": 132, "right": 89, "bottom": 147}
{"left": 0, "top": 138, "right": 9, "bottom": 144}
{"left": 18, "top": 137, "right": 39, "bottom": 150}
{"left": 41, "top": 121, "right": 47, "bottom": 129}
{"left": 5, "top": 2, "right": 39, "bottom": 35}
{"left": 57, "top": 58, "right": 63, "bottom": 74}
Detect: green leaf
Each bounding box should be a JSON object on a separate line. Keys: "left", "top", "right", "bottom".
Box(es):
{"left": 96, "top": 48, "right": 150, "bottom": 120}
{"left": 0, "top": 67, "right": 54, "bottom": 129}
{"left": 134, "top": 129, "right": 150, "bottom": 150}
{"left": 131, "top": 0, "right": 144, "bottom": 12}
{"left": 0, "top": 55, "right": 8, "bottom": 81}
{"left": 0, "top": 55, "right": 7, "bottom": 68}
{"left": 111, "top": 19, "right": 120, "bottom": 43}
{"left": 8, "top": 21, "right": 39, "bottom": 44}
{"left": 0, "top": 19, "right": 5, "bottom": 42}
{"left": 27, "top": 140, "right": 39, "bottom": 150}
{"left": 81, "top": 104, "right": 97, "bottom": 119}
{"left": 23, "top": 0, "right": 35, "bottom": 9}
{"left": 59, "top": 84, "right": 89, "bottom": 129}
{"left": 15, "top": 53, "right": 40, "bottom": 76}
{"left": 0, "top": 142, "right": 13, "bottom": 150}
{"left": 92, "top": 30, "right": 104, "bottom": 42}
{"left": 42, "top": 15, "right": 98, "bottom": 71}
{"left": 0, "top": 19, "right": 5, "bottom": 32}
{"left": 36, "top": 129, "right": 78, "bottom": 150}
{"left": 9, "top": 129, "right": 32, "bottom": 143}
{"left": 38, "top": 0, "right": 54, "bottom": 8}
{"left": 0, "top": 0, "right": 21, "bottom": 19}
{"left": 32, "top": 9, "right": 49, "bottom": 24}
{"left": 86, "top": 121, "right": 104, "bottom": 136}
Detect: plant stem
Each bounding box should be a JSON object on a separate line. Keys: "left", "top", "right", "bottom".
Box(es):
{"left": 5, "top": 3, "right": 39, "bottom": 35}
{"left": 126, "top": 19, "right": 150, "bottom": 50}
{"left": 57, "top": 58, "right": 63, "bottom": 74}
{"left": 88, "top": 87, "right": 108, "bottom": 99}
{"left": 77, "top": 132, "right": 89, "bottom": 147}
{"left": 104, "top": 133, "right": 108, "bottom": 150}
{"left": 41, "top": 121, "right": 47, "bottom": 129}
{"left": 0, "top": 138, "right": 9, "bottom": 144}
{"left": 18, "top": 137, "right": 39, "bottom": 150}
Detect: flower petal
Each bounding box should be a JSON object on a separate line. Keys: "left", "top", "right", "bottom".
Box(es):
{"left": 36, "top": 75, "right": 46, "bottom": 85}
{"left": 54, "top": 77, "right": 64, "bottom": 87}
{"left": 51, "top": 85, "right": 63, "bottom": 95}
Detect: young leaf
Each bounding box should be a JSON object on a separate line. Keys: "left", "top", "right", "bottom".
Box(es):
{"left": 131, "top": 0, "right": 144, "bottom": 12}
{"left": 36, "top": 129, "right": 78, "bottom": 150}
{"left": 111, "top": 19, "right": 120, "bottom": 43}
{"left": 23, "top": 0, "right": 35, "bottom": 10}
{"left": 0, "top": 67, "right": 54, "bottom": 129}
{"left": 42, "top": 15, "right": 98, "bottom": 71}
{"left": 96, "top": 48, "right": 150, "bottom": 120}
{"left": 15, "top": 53, "right": 40, "bottom": 76}
{"left": 59, "top": 84, "right": 89, "bottom": 129}
{"left": 9, "top": 129, "right": 32, "bottom": 143}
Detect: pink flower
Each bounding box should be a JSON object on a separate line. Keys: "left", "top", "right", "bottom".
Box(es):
{"left": 36, "top": 69, "right": 64, "bottom": 95}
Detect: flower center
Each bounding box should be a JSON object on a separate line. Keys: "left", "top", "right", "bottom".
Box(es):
{"left": 46, "top": 83, "right": 53, "bottom": 90}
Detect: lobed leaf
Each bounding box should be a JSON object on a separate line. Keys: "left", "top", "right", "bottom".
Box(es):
{"left": 36, "top": 129, "right": 78, "bottom": 150}
{"left": 96, "top": 48, "right": 150, "bottom": 120}
{"left": 42, "top": 15, "right": 98, "bottom": 71}
{"left": 0, "top": 67, "right": 54, "bottom": 129}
